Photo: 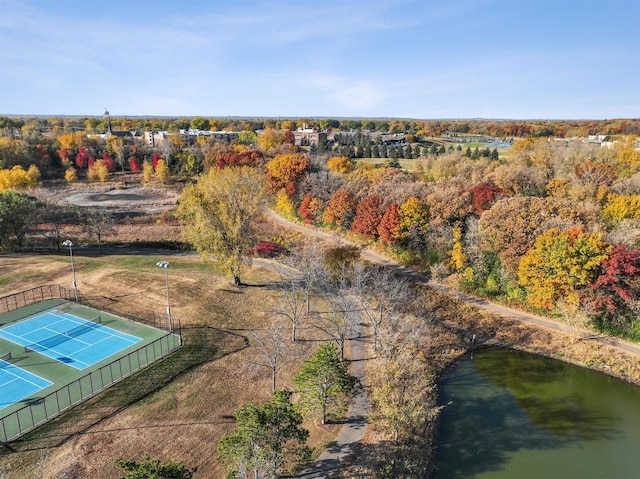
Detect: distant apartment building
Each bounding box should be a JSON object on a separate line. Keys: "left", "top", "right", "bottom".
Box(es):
{"left": 143, "top": 129, "right": 238, "bottom": 147}
{"left": 294, "top": 128, "right": 327, "bottom": 146}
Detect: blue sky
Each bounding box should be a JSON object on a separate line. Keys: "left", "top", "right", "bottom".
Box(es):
{"left": 0, "top": 0, "right": 638, "bottom": 119}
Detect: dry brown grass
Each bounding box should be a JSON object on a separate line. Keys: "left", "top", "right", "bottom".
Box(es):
{"left": 418, "top": 286, "right": 640, "bottom": 385}
{"left": 3, "top": 238, "right": 640, "bottom": 478}
{"left": 335, "top": 284, "right": 640, "bottom": 477}
{"left": 0, "top": 254, "right": 339, "bottom": 479}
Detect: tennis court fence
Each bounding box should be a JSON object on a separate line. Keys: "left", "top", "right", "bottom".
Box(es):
{"left": 0, "top": 330, "right": 182, "bottom": 444}
{"left": 78, "top": 298, "right": 181, "bottom": 334}
{"left": 0, "top": 285, "right": 77, "bottom": 314}
{"left": 0, "top": 286, "right": 180, "bottom": 334}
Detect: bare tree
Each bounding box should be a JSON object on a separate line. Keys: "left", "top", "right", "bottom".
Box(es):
{"left": 249, "top": 321, "right": 293, "bottom": 393}
{"left": 270, "top": 274, "right": 308, "bottom": 342}
{"left": 313, "top": 290, "right": 357, "bottom": 361}
{"left": 82, "top": 209, "right": 115, "bottom": 254}
{"left": 377, "top": 312, "right": 431, "bottom": 361}
{"left": 351, "top": 264, "right": 410, "bottom": 354}
{"left": 40, "top": 204, "right": 81, "bottom": 252}
{"left": 286, "top": 242, "right": 329, "bottom": 313}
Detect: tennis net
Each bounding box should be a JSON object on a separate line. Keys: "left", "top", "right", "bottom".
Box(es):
{"left": 24, "top": 316, "right": 101, "bottom": 353}
{"left": 0, "top": 352, "right": 11, "bottom": 362}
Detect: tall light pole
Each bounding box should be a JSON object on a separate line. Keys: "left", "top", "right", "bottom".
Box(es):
{"left": 156, "top": 261, "right": 172, "bottom": 330}
{"left": 62, "top": 240, "right": 78, "bottom": 301}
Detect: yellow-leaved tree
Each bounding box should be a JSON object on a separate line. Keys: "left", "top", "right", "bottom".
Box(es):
{"left": 0, "top": 165, "right": 40, "bottom": 190}
{"left": 87, "top": 159, "right": 109, "bottom": 182}
{"left": 275, "top": 188, "right": 295, "bottom": 216}
{"left": 142, "top": 160, "right": 154, "bottom": 183}
{"left": 613, "top": 135, "right": 640, "bottom": 176}
{"left": 327, "top": 156, "right": 352, "bottom": 174}
{"left": 448, "top": 226, "right": 467, "bottom": 271}
{"left": 600, "top": 194, "right": 640, "bottom": 225}
{"left": 369, "top": 347, "right": 436, "bottom": 444}
{"left": 65, "top": 167, "right": 77, "bottom": 183}
{"left": 257, "top": 127, "right": 286, "bottom": 152}
{"left": 398, "top": 197, "right": 429, "bottom": 241}
{"left": 155, "top": 159, "right": 170, "bottom": 184}
{"left": 176, "top": 167, "right": 265, "bottom": 285}
{"left": 518, "top": 227, "right": 610, "bottom": 310}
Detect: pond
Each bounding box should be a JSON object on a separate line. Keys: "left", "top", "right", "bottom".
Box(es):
{"left": 434, "top": 348, "right": 640, "bottom": 479}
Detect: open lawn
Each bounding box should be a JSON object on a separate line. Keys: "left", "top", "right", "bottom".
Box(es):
{"left": 0, "top": 254, "right": 340, "bottom": 479}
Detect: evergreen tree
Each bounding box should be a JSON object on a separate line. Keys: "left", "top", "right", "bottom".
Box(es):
{"left": 217, "top": 390, "right": 311, "bottom": 478}
{"left": 293, "top": 343, "right": 360, "bottom": 424}
{"left": 116, "top": 455, "right": 194, "bottom": 479}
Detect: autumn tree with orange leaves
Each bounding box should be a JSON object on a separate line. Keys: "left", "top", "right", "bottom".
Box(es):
{"left": 351, "top": 194, "right": 383, "bottom": 240}
{"left": 378, "top": 203, "right": 401, "bottom": 245}
{"left": 323, "top": 188, "right": 356, "bottom": 227}
{"left": 265, "top": 154, "right": 309, "bottom": 196}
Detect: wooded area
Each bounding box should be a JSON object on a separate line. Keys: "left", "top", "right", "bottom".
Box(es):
{"left": 1, "top": 115, "right": 639, "bottom": 477}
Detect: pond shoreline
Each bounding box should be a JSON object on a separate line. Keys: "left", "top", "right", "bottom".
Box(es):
{"left": 431, "top": 347, "right": 640, "bottom": 479}
{"left": 420, "top": 286, "right": 640, "bottom": 479}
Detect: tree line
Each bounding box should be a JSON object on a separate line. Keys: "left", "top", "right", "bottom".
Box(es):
{"left": 3, "top": 115, "right": 639, "bottom": 138}
{"left": 195, "top": 135, "right": 636, "bottom": 342}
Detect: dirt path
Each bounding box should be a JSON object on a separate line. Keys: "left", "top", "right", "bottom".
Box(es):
{"left": 265, "top": 209, "right": 640, "bottom": 358}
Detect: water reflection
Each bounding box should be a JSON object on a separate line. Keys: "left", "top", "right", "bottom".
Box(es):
{"left": 434, "top": 349, "right": 639, "bottom": 479}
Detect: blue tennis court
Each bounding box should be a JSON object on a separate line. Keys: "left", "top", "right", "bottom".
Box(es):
{"left": 0, "top": 359, "right": 52, "bottom": 410}
{"left": 0, "top": 311, "right": 142, "bottom": 370}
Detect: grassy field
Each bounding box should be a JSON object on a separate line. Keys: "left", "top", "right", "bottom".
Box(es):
{"left": 0, "top": 253, "right": 340, "bottom": 479}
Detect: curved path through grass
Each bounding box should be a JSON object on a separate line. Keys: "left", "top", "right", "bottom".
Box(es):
{"left": 263, "top": 209, "right": 640, "bottom": 477}
{"left": 265, "top": 209, "right": 640, "bottom": 358}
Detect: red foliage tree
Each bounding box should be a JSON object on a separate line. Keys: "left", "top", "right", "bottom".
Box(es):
{"left": 130, "top": 157, "right": 140, "bottom": 173}
{"left": 88, "top": 156, "right": 96, "bottom": 168}
{"left": 378, "top": 203, "right": 401, "bottom": 245}
{"left": 59, "top": 148, "right": 70, "bottom": 163}
{"left": 253, "top": 241, "right": 288, "bottom": 258}
{"left": 583, "top": 244, "right": 640, "bottom": 314}
{"left": 75, "top": 147, "right": 89, "bottom": 169}
{"left": 351, "top": 194, "right": 383, "bottom": 240}
{"left": 299, "top": 194, "right": 323, "bottom": 224}
{"left": 299, "top": 194, "right": 314, "bottom": 224}
{"left": 216, "top": 149, "right": 265, "bottom": 169}
{"left": 468, "top": 182, "right": 506, "bottom": 215}
{"left": 284, "top": 130, "right": 295, "bottom": 144}
{"left": 102, "top": 151, "right": 115, "bottom": 172}
{"left": 152, "top": 153, "right": 161, "bottom": 170}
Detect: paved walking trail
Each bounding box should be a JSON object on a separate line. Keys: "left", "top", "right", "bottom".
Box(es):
{"left": 266, "top": 209, "right": 640, "bottom": 358}
{"left": 297, "top": 317, "right": 369, "bottom": 478}
{"left": 263, "top": 209, "right": 640, "bottom": 478}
